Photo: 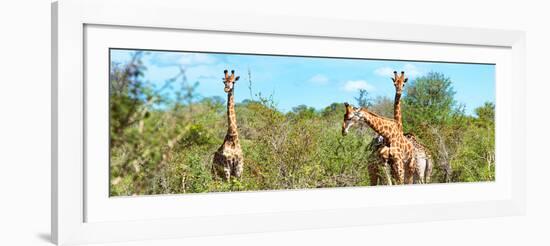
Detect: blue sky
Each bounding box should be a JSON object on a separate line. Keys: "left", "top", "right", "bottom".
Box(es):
{"left": 110, "top": 49, "right": 495, "bottom": 115}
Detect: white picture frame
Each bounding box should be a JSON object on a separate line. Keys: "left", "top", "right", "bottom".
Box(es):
{"left": 52, "top": 0, "right": 526, "bottom": 245}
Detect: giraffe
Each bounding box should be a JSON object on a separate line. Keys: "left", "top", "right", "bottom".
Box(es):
{"left": 342, "top": 103, "right": 416, "bottom": 184}
{"left": 368, "top": 71, "right": 416, "bottom": 185}
{"left": 359, "top": 71, "right": 408, "bottom": 185}
{"left": 212, "top": 70, "right": 244, "bottom": 181}
{"left": 390, "top": 71, "right": 433, "bottom": 183}
{"left": 372, "top": 71, "right": 407, "bottom": 165}
{"left": 370, "top": 71, "right": 433, "bottom": 184}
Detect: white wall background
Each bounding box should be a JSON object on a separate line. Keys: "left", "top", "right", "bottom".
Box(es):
{"left": 0, "top": 0, "right": 548, "bottom": 245}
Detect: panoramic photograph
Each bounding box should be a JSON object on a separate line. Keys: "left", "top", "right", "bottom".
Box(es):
{"left": 109, "top": 49, "right": 495, "bottom": 196}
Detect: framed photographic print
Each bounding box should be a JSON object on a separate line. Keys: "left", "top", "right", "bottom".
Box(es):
{"left": 52, "top": 0, "right": 526, "bottom": 245}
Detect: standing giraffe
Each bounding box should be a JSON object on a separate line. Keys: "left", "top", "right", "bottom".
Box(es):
{"left": 390, "top": 71, "right": 433, "bottom": 183}
{"left": 361, "top": 71, "right": 409, "bottom": 185}
{"left": 342, "top": 103, "right": 416, "bottom": 184}
{"left": 212, "top": 70, "right": 244, "bottom": 181}
{"left": 369, "top": 71, "right": 433, "bottom": 184}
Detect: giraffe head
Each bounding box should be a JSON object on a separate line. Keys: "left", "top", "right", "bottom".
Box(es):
{"left": 342, "top": 102, "right": 362, "bottom": 136}
{"left": 223, "top": 69, "right": 240, "bottom": 93}
{"left": 391, "top": 71, "right": 408, "bottom": 94}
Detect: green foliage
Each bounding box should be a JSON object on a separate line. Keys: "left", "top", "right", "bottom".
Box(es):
{"left": 452, "top": 103, "right": 495, "bottom": 182}
{"left": 290, "top": 105, "right": 317, "bottom": 119}
{"left": 402, "top": 72, "right": 494, "bottom": 183}
{"left": 370, "top": 96, "right": 394, "bottom": 118}
{"left": 355, "top": 89, "right": 373, "bottom": 108}
{"left": 403, "top": 72, "right": 460, "bottom": 126}
{"left": 110, "top": 56, "right": 495, "bottom": 196}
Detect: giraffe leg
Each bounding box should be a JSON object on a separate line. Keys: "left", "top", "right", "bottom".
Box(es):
{"left": 213, "top": 164, "right": 230, "bottom": 181}
{"left": 415, "top": 160, "right": 425, "bottom": 184}
{"left": 223, "top": 164, "right": 231, "bottom": 181}
{"left": 211, "top": 162, "right": 218, "bottom": 179}
{"left": 425, "top": 157, "right": 433, "bottom": 183}
{"left": 389, "top": 148, "right": 404, "bottom": 185}
{"left": 368, "top": 161, "right": 379, "bottom": 186}
{"left": 383, "top": 159, "right": 393, "bottom": 186}
{"left": 377, "top": 146, "right": 392, "bottom": 185}
{"left": 414, "top": 155, "right": 427, "bottom": 184}
{"left": 233, "top": 158, "right": 244, "bottom": 179}
{"left": 215, "top": 156, "right": 223, "bottom": 180}
{"left": 394, "top": 159, "right": 405, "bottom": 185}
{"left": 405, "top": 156, "right": 416, "bottom": 185}
{"left": 213, "top": 151, "right": 230, "bottom": 181}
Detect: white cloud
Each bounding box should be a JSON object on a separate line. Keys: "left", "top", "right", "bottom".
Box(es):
{"left": 342, "top": 80, "right": 375, "bottom": 92}
{"left": 179, "top": 53, "right": 217, "bottom": 66}
{"left": 308, "top": 74, "right": 329, "bottom": 85}
{"left": 149, "top": 52, "right": 218, "bottom": 67}
{"left": 373, "top": 63, "right": 424, "bottom": 79}
{"left": 186, "top": 64, "right": 227, "bottom": 82}
{"left": 374, "top": 67, "right": 395, "bottom": 78}
{"left": 403, "top": 63, "right": 422, "bottom": 78}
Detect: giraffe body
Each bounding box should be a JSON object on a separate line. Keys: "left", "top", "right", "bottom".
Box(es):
{"left": 212, "top": 70, "right": 243, "bottom": 181}
{"left": 371, "top": 134, "right": 433, "bottom": 185}
{"left": 404, "top": 133, "right": 433, "bottom": 184}
{"left": 213, "top": 135, "right": 243, "bottom": 180}
{"left": 342, "top": 104, "right": 416, "bottom": 184}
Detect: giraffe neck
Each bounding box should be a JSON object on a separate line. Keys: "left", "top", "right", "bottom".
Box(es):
{"left": 359, "top": 109, "right": 398, "bottom": 141}
{"left": 226, "top": 90, "right": 238, "bottom": 137}
{"left": 394, "top": 92, "right": 403, "bottom": 131}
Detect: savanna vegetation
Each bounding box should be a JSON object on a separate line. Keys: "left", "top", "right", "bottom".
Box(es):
{"left": 109, "top": 52, "right": 495, "bottom": 196}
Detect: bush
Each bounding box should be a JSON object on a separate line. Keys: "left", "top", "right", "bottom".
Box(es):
{"left": 109, "top": 55, "right": 495, "bottom": 195}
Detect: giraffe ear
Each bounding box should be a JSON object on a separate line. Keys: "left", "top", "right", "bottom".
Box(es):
{"left": 234, "top": 76, "right": 240, "bottom": 81}
{"left": 391, "top": 77, "right": 396, "bottom": 82}
{"left": 404, "top": 78, "right": 408, "bottom": 83}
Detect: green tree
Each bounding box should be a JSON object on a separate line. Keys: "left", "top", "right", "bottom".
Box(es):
{"left": 370, "top": 96, "right": 394, "bottom": 118}
{"left": 452, "top": 102, "right": 495, "bottom": 182}
{"left": 355, "top": 89, "right": 372, "bottom": 108}
{"left": 402, "top": 72, "right": 467, "bottom": 182}
{"left": 108, "top": 60, "right": 495, "bottom": 195}
{"left": 474, "top": 102, "right": 495, "bottom": 125}
{"left": 290, "top": 104, "right": 317, "bottom": 119}
{"left": 403, "top": 72, "right": 461, "bottom": 126}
